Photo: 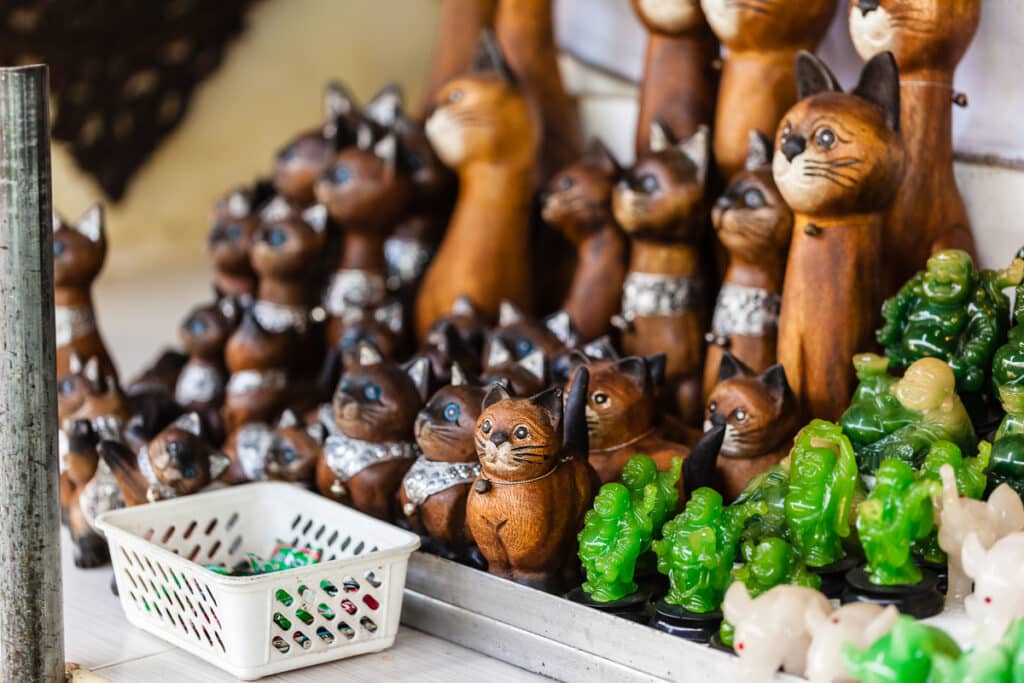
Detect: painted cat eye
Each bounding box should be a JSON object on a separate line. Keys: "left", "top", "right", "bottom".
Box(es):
{"left": 640, "top": 174, "right": 659, "bottom": 193}
{"left": 557, "top": 176, "right": 575, "bottom": 191}
{"left": 448, "top": 89, "right": 464, "bottom": 103}
{"left": 53, "top": 240, "right": 66, "bottom": 257}
{"left": 263, "top": 227, "right": 288, "bottom": 248}
{"left": 481, "top": 419, "right": 492, "bottom": 434}
{"left": 743, "top": 188, "right": 766, "bottom": 209}
{"left": 593, "top": 392, "right": 609, "bottom": 405}
{"left": 339, "top": 378, "right": 351, "bottom": 393}
{"left": 59, "top": 378, "right": 76, "bottom": 394}
{"left": 515, "top": 339, "right": 533, "bottom": 355}
{"left": 182, "top": 465, "right": 198, "bottom": 479}
{"left": 281, "top": 448, "right": 298, "bottom": 464}
{"left": 733, "top": 409, "right": 748, "bottom": 422}
{"left": 332, "top": 165, "right": 352, "bottom": 184}
{"left": 513, "top": 426, "right": 529, "bottom": 440}
{"left": 226, "top": 224, "right": 243, "bottom": 241}
{"left": 816, "top": 128, "right": 837, "bottom": 150}
{"left": 186, "top": 317, "right": 207, "bottom": 335}
{"left": 443, "top": 402, "right": 461, "bottom": 423}
{"left": 364, "top": 384, "right": 382, "bottom": 401}
{"left": 708, "top": 401, "right": 718, "bottom": 413}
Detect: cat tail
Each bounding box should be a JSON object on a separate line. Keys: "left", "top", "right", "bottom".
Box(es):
{"left": 683, "top": 424, "right": 725, "bottom": 500}
{"left": 563, "top": 366, "right": 590, "bottom": 459}
{"left": 98, "top": 440, "right": 150, "bottom": 507}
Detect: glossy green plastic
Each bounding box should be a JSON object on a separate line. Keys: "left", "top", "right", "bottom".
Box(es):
{"left": 914, "top": 440, "right": 990, "bottom": 563}
{"left": 989, "top": 385, "right": 1024, "bottom": 498}
{"left": 620, "top": 453, "right": 681, "bottom": 533}
{"left": 842, "top": 616, "right": 962, "bottom": 683}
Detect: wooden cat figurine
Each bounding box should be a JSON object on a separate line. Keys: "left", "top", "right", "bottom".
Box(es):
{"left": 705, "top": 352, "right": 799, "bottom": 502}
{"left": 223, "top": 410, "right": 324, "bottom": 485}
{"left": 223, "top": 309, "right": 295, "bottom": 433}
{"left": 774, "top": 52, "right": 906, "bottom": 422}
{"left": 612, "top": 122, "right": 710, "bottom": 424}
{"left": 541, "top": 139, "right": 630, "bottom": 343}
{"left": 420, "top": 321, "right": 482, "bottom": 386}
{"left": 467, "top": 367, "right": 597, "bottom": 590}
{"left": 401, "top": 364, "right": 485, "bottom": 555}
{"left": 53, "top": 205, "right": 117, "bottom": 381}
{"left": 849, "top": 0, "right": 981, "bottom": 294}
{"left": 316, "top": 345, "right": 432, "bottom": 520}
{"left": 490, "top": 301, "right": 576, "bottom": 360}
{"left": 632, "top": 0, "right": 719, "bottom": 155}
{"left": 419, "top": 0, "right": 499, "bottom": 117}
{"left": 416, "top": 31, "right": 539, "bottom": 339}
{"left": 426, "top": 295, "right": 491, "bottom": 356}
{"left": 703, "top": 131, "right": 793, "bottom": 399}
{"left": 175, "top": 298, "right": 239, "bottom": 444}
{"left": 208, "top": 181, "right": 274, "bottom": 304}
{"left": 701, "top": 0, "right": 837, "bottom": 179}
{"left": 481, "top": 338, "right": 548, "bottom": 396}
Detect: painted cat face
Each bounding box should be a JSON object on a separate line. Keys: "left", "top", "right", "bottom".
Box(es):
{"left": 396, "top": 116, "right": 456, "bottom": 205}
{"left": 481, "top": 338, "right": 548, "bottom": 397}
{"left": 476, "top": 384, "right": 563, "bottom": 481}
{"left": 147, "top": 413, "right": 228, "bottom": 495}
{"left": 632, "top": 0, "right": 706, "bottom": 34}
{"left": 572, "top": 355, "right": 660, "bottom": 450}
{"left": 849, "top": 0, "right": 981, "bottom": 73}
{"left": 773, "top": 52, "right": 905, "bottom": 216}
{"left": 427, "top": 295, "right": 489, "bottom": 355}
{"left": 704, "top": 354, "right": 797, "bottom": 458}
{"left": 542, "top": 139, "right": 621, "bottom": 244}
{"left": 613, "top": 124, "right": 709, "bottom": 240}
{"left": 53, "top": 205, "right": 106, "bottom": 288}
{"left": 58, "top": 355, "right": 126, "bottom": 425}
{"left": 315, "top": 133, "right": 410, "bottom": 231}
{"left": 489, "top": 301, "right": 571, "bottom": 360}
{"left": 180, "top": 299, "right": 237, "bottom": 359}
{"left": 250, "top": 203, "right": 327, "bottom": 278}
{"left": 224, "top": 310, "right": 295, "bottom": 373}
{"left": 265, "top": 412, "right": 323, "bottom": 483}
{"left": 419, "top": 322, "right": 482, "bottom": 385}
{"left": 415, "top": 375, "right": 486, "bottom": 463}
{"left": 208, "top": 184, "right": 272, "bottom": 276}
{"left": 333, "top": 347, "right": 430, "bottom": 442}
{"left": 702, "top": 0, "right": 836, "bottom": 50}
{"left": 713, "top": 132, "right": 793, "bottom": 259}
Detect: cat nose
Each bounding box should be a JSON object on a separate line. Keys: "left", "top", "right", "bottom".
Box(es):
{"left": 489, "top": 430, "right": 509, "bottom": 446}
{"left": 710, "top": 413, "right": 726, "bottom": 427}
{"left": 857, "top": 0, "right": 880, "bottom": 16}
{"left": 781, "top": 134, "right": 806, "bottom": 162}
{"left": 715, "top": 195, "right": 732, "bottom": 210}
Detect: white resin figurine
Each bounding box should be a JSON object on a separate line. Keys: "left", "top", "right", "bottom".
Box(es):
{"left": 936, "top": 464, "right": 1024, "bottom": 606}
{"left": 722, "top": 582, "right": 832, "bottom": 683}
{"left": 804, "top": 603, "right": 899, "bottom": 683}
{"left": 963, "top": 531, "right": 1024, "bottom": 644}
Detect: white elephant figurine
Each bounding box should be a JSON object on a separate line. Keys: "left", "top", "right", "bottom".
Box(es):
{"left": 722, "top": 582, "right": 832, "bottom": 683}
{"left": 963, "top": 531, "right": 1024, "bottom": 644}
{"left": 804, "top": 602, "right": 900, "bottom": 683}
{"left": 936, "top": 464, "right": 1024, "bottom": 606}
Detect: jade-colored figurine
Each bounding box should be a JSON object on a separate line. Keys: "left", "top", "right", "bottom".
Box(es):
{"left": 843, "top": 616, "right": 961, "bottom": 683}
{"left": 857, "top": 459, "right": 940, "bottom": 586}
{"left": 578, "top": 483, "right": 655, "bottom": 602}
{"left": 785, "top": 420, "right": 859, "bottom": 568}
{"left": 620, "top": 453, "right": 682, "bottom": 533}
{"left": 840, "top": 354, "right": 977, "bottom": 473}
{"left": 914, "top": 440, "right": 990, "bottom": 564}
{"left": 653, "top": 488, "right": 765, "bottom": 614}
{"left": 989, "top": 385, "right": 1024, "bottom": 497}
{"left": 732, "top": 464, "right": 790, "bottom": 547}
{"left": 877, "top": 249, "right": 1018, "bottom": 395}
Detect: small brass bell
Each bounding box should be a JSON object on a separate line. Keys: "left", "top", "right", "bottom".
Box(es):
{"left": 330, "top": 480, "right": 347, "bottom": 497}
{"left": 402, "top": 502, "right": 416, "bottom": 517}
{"left": 474, "top": 479, "right": 492, "bottom": 494}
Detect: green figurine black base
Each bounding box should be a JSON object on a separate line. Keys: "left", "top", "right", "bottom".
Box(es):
{"left": 564, "top": 587, "right": 651, "bottom": 623}
{"left": 917, "top": 559, "right": 948, "bottom": 596}
{"left": 841, "top": 566, "right": 944, "bottom": 619}
{"left": 811, "top": 555, "right": 859, "bottom": 599}
{"left": 649, "top": 600, "right": 723, "bottom": 643}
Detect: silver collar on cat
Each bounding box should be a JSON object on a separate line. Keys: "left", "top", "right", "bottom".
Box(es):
{"left": 323, "top": 431, "right": 420, "bottom": 484}
{"left": 79, "top": 460, "right": 124, "bottom": 531}
{"left": 324, "top": 269, "right": 388, "bottom": 316}
{"left": 620, "top": 272, "right": 702, "bottom": 322}
{"left": 233, "top": 422, "right": 275, "bottom": 481}
{"left": 226, "top": 369, "right": 287, "bottom": 396}
{"left": 252, "top": 300, "right": 310, "bottom": 334}
{"left": 709, "top": 283, "right": 781, "bottom": 343}
{"left": 55, "top": 304, "right": 96, "bottom": 348}
{"left": 384, "top": 237, "right": 433, "bottom": 290}
{"left": 137, "top": 444, "right": 230, "bottom": 502}
{"left": 175, "top": 363, "right": 225, "bottom": 406}
{"left": 401, "top": 456, "right": 480, "bottom": 513}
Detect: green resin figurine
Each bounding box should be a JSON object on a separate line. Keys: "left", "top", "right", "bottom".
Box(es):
{"left": 877, "top": 249, "right": 1020, "bottom": 395}
{"left": 843, "top": 616, "right": 961, "bottom": 683}
{"left": 733, "top": 464, "right": 790, "bottom": 547}
{"left": 914, "top": 440, "right": 990, "bottom": 564}
{"left": 988, "top": 385, "right": 1024, "bottom": 497}
{"left": 621, "top": 454, "right": 682, "bottom": 533}
{"left": 785, "top": 420, "right": 859, "bottom": 568}
{"left": 857, "top": 459, "right": 940, "bottom": 586}
{"left": 841, "top": 354, "right": 977, "bottom": 473}
{"left": 653, "top": 488, "right": 765, "bottom": 614}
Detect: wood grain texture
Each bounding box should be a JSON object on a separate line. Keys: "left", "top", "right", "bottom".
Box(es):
{"left": 419, "top": 0, "right": 500, "bottom": 119}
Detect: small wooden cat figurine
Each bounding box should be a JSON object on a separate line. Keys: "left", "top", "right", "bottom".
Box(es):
{"left": 705, "top": 352, "right": 799, "bottom": 502}
{"left": 426, "top": 295, "right": 491, "bottom": 356}
{"left": 612, "top": 122, "right": 710, "bottom": 424}
{"left": 849, "top": 0, "right": 981, "bottom": 294}
{"left": 53, "top": 205, "right": 117, "bottom": 381}
{"left": 420, "top": 0, "right": 499, "bottom": 117}
{"left": 416, "top": 31, "right": 539, "bottom": 339}
{"left": 490, "top": 301, "right": 577, "bottom": 360}
{"left": 175, "top": 297, "right": 239, "bottom": 444}
{"left": 223, "top": 309, "right": 295, "bottom": 433}
{"left": 631, "top": 0, "right": 719, "bottom": 155}
{"left": 701, "top": 0, "right": 837, "bottom": 179}
{"left": 542, "top": 139, "right": 630, "bottom": 343}
{"left": 703, "top": 131, "right": 793, "bottom": 399}
{"left": 401, "top": 364, "right": 486, "bottom": 556}
{"left": 481, "top": 338, "right": 548, "bottom": 397}
{"left": 208, "top": 181, "right": 274, "bottom": 304}
{"left": 467, "top": 367, "right": 597, "bottom": 590}
{"left": 419, "top": 321, "right": 482, "bottom": 386}
{"left": 99, "top": 412, "right": 231, "bottom": 505}
{"left": 774, "top": 52, "right": 906, "bottom": 422}
{"left": 316, "top": 344, "right": 432, "bottom": 520}
{"left": 223, "top": 410, "right": 324, "bottom": 485}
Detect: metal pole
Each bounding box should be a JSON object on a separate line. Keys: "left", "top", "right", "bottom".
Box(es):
{"left": 0, "top": 64, "right": 65, "bottom": 683}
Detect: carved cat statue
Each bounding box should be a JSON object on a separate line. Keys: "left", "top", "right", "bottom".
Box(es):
{"left": 613, "top": 122, "right": 710, "bottom": 424}
{"left": 849, "top": 0, "right": 981, "bottom": 294}
{"left": 416, "top": 31, "right": 539, "bottom": 338}
{"left": 480, "top": 338, "right": 548, "bottom": 397}
{"left": 700, "top": 0, "right": 837, "bottom": 179}
{"left": 53, "top": 205, "right": 117, "bottom": 381}
{"left": 208, "top": 180, "right": 274, "bottom": 304}
{"left": 774, "top": 52, "right": 906, "bottom": 422}
{"left": 222, "top": 309, "right": 295, "bottom": 434}
{"left": 704, "top": 131, "right": 793, "bottom": 399}
{"left": 467, "top": 368, "right": 597, "bottom": 591}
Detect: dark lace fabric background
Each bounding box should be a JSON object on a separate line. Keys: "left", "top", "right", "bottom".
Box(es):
{"left": 0, "top": 0, "right": 259, "bottom": 200}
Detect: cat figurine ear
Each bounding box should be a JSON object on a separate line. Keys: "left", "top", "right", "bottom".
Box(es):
{"left": 302, "top": 204, "right": 328, "bottom": 234}
{"left": 226, "top": 189, "right": 251, "bottom": 218}
{"left": 482, "top": 381, "right": 512, "bottom": 409}
{"left": 485, "top": 337, "right": 513, "bottom": 368}
{"left": 543, "top": 310, "right": 579, "bottom": 347}
{"left": 498, "top": 300, "right": 526, "bottom": 327}
{"left": 718, "top": 350, "right": 755, "bottom": 383}
{"left": 53, "top": 209, "right": 65, "bottom": 232}
{"left": 614, "top": 356, "right": 650, "bottom": 388}
{"left": 649, "top": 120, "right": 673, "bottom": 154}
{"left": 452, "top": 295, "right": 481, "bottom": 317}
{"left": 260, "top": 196, "right": 292, "bottom": 223}
{"left": 450, "top": 362, "right": 470, "bottom": 387}
{"left": 356, "top": 341, "right": 384, "bottom": 366}
{"left": 83, "top": 356, "right": 102, "bottom": 385}
{"left": 69, "top": 351, "right": 84, "bottom": 375}
{"left": 307, "top": 421, "right": 327, "bottom": 445}
{"left": 76, "top": 204, "right": 105, "bottom": 243}
{"left": 518, "top": 349, "right": 546, "bottom": 382}
{"left": 679, "top": 125, "right": 710, "bottom": 188}
{"left": 374, "top": 132, "right": 399, "bottom": 172}
{"left": 530, "top": 386, "right": 564, "bottom": 430}
{"left": 758, "top": 364, "right": 794, "bottom": 404}
{"left": 583, "top": 137, "right": 621, "bottom": 177}
{"left": 363, "top": 82, "right": 404, "bottom": 128}
{"left": 403, "top": 356, "right": 433, "bottom": 402}
{"left": 355, "top": 121, "right": 376, "bottom": 152}
{"left": 795, "top": 50, "right": 841, "bottom": 101}
{"left": 473, "top": 28, "right": 517, "bottom": 85}
{"left": 853, "top": 51, "right": 901, "bottom": 132}
{"left": 745, "top": 130, "right": 773, "bottom": 172}
{"left": 582, "top": 336, "right": 618, "bottom": 361}
{"left": 647, "top": 353, "right": 667, "bottom": 387}
{"left": 174, "top": 411, "right": 203, "bottom": 437}
{"left": 323, "top": 80, "right": 358, "bottom": 142}
{"left": 277, "top": 409, "right": 300, "bottom": 429}
{"left": 209, "top": 451, "right": 231, "bottom": 481}
{"left": 563, "top": 366, "right": 589, "bottom": 456}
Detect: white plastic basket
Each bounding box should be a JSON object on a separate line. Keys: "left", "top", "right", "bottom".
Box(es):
{"left": 95, "top": 481, "right": 420, "bottom": 680}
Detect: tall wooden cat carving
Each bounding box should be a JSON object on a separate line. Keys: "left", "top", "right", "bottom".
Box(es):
{"left": 631, "top": 0, "right": 718, "bottom": 155}
{"left": 703, "top": 131, "right": 793, "bottom": 398}
{"left": 849, "top": 0, "right": 981, "bottom": 294}
{"left": 416, "top": 32, "right": 539, "bottom": 339}
{"left": 774, "top": 52, "right": 906, "bottom": 422}
{"left": 701, "top": 0, "right": 837, "bottom": 179}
